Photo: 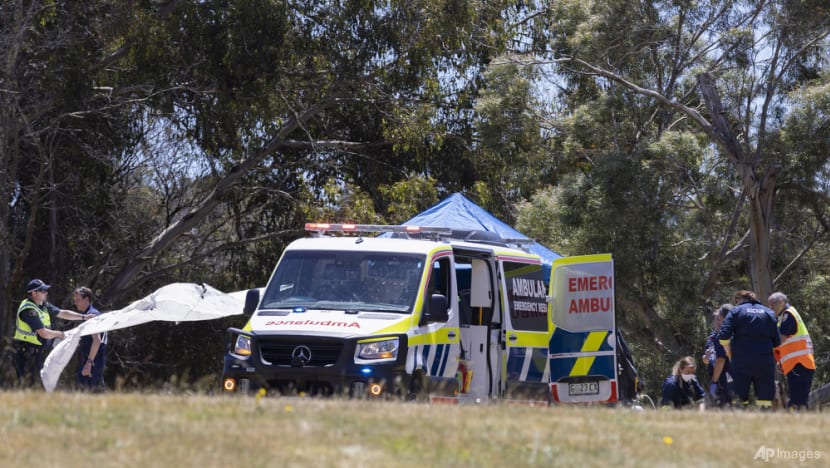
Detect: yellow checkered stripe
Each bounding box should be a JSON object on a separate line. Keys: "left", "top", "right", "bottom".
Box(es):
{"left": 569, "top": 330, "right": 608, "bottom": 376}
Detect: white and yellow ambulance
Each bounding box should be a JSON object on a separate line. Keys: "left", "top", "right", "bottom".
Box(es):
{"left": 222, "top": 223, "right": 618, "bottom": 403}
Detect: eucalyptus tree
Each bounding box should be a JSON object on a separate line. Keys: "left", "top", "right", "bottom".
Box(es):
{"left": 1, "top": 0, "right": 524, "bottom": 341}
{"left": 0, "top": 1, "right": 149, "bottom": 339}
{"left": 527, "top": 0, "right": 829, "bottom": 303}
{"left": 495, "top": 2, "right": 829, "bottom": 390}
{"left": 93, "top": 0, "right": 522, "bottom": 306}
{"left": 506, "top": 0, "right": 826, "bottom": 355}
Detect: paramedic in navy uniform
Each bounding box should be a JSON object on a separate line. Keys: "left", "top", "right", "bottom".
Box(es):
{"left": 718, "top": 290, "right": 780, "bottom": 410}
{"left": 660, "top": 356, "right": 705, "bottom": 409}
{"left": 705, "top": 304, "right": 733, "bottom": 406}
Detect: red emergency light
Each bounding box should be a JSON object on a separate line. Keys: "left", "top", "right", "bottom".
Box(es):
{"left": 304, "top": 223, "right": 331, "bottom": 231}
{"left": 304, "top": 223, "right": 452, "bottom": 237}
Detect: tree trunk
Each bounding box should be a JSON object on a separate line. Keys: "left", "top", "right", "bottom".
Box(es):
{"left": 697, "top": 73, "right": 778, "bottom": 301}
{"left": 748, "top": 168, "right": 779, "bottom": 301}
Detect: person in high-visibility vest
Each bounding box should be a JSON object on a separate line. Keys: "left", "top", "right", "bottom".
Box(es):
{"left": 13, "top": 279, "right": 93, "bottom": 387}
{"left": 718, "top": 289, "right": 780, "bottom": 410}
{"left": 768, "top": 292, "right": 816, "bottom": 410}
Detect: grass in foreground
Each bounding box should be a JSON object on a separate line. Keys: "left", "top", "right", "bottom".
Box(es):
{"left": 0, "top": 391, "right": 826, "bottom": 467}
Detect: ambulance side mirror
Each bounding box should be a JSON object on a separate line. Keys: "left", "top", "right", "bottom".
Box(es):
{"left": 421, "top": 293, "right": 449, "bottom": 324}
{"left": 243, "top": 289, "right": 260, "bottom": 316}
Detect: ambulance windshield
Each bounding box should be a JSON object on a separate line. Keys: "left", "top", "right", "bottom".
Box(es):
{"left": 260, "top": 250, "right": 426, "bottom": 313}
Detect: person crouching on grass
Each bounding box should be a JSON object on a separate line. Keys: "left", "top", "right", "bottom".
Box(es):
{"left": 660, "top": 356, "right": 706, "bottom": 410}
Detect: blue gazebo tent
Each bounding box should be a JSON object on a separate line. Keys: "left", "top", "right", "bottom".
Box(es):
{"left": 399, "top": 193, "right": 562, "bottom": 278}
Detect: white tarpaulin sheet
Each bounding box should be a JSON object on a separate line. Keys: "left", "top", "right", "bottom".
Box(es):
{"left": 40, "top": 282, "right": 246, "bottom": 392}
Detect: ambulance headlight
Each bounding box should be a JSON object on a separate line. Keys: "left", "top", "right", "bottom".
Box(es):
{"left": 233, "top": 334, "right": 251, "bottom": 357}
{"left": 355, "top": 338, "right": 399, "bottom": 363}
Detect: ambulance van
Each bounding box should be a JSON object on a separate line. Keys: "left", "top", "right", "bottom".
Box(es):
{"left": 221, "top": 223, "right": 618, "bottom": 404}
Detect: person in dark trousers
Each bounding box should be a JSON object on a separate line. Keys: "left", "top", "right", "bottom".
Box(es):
{"left": 704, "top": 304, "right": 733, "bottom": 407}
{"left": 768, "top": 292, "right": 815, "bottom": 411}
{"left": 13, "top": 279, "right": 92, "bottom": 387}
{"left": 660, "top": 356, "right": 705, "bottom": 409}
{"left": 718, "top": 290, "right": 780, "bottom": 410}
{"left": 73, "top": 286, "right": 107, "bottom": 392}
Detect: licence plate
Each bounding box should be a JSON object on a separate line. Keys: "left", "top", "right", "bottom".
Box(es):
{"left": 568, "top": 381, "right": 599, "bottom": 396}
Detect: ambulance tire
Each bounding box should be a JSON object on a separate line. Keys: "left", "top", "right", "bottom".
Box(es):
{"left": 407, "top": 370, "right": 429, "bottom": 402}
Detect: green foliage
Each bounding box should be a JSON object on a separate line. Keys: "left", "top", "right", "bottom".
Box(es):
{"left": 473, "top": 56, "right": 553, "bottom": 217}
{"left": 780, "top": 74, "right": 830, "bottom": 183}
{"left": 511, "top": 0, "right": 830, "bottom": 396}
{"left": 378, "top": 176, "right": 440, "bottom": 224}
{"left": 314, "top": 179, "right": 385, "bottom": 224}
{"left": 4, "top": 0, "right": 829, "bottom": 397}
{"left": 515, "top": 186, "right": 574, "bottom": 255}
{"left": 1, "top": 0, "right": 527, "bottom": 385}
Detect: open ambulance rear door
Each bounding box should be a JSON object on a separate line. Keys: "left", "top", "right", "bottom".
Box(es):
{"left": 500, "top": 259, "right": 551, "bottom": 403}
{"left": 548, "top": 254, "right": 617, "bottom": 403}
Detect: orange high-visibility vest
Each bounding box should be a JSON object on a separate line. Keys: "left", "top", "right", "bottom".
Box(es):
{"left": 775, "top": 306, "right": 816, "bottom": 374}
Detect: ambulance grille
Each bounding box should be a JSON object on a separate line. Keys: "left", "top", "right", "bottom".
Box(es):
{"left": 258, "top": 339, "right": 343, "bottom": 367}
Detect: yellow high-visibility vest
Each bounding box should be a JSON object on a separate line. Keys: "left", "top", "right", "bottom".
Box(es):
{"left": 13, "top": 299, "right": 51, "bottom": 346}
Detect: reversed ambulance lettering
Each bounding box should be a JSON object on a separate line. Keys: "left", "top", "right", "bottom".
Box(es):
{"left": 265, "top": 320, "right": 360, "bottom": 328}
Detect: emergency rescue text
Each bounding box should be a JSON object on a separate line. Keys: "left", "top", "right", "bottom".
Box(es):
{"left": 567, "top": 275, "right": 613, "bottom": 314}
{"left": 568, "top": 275, "right": 613, "bottom": 292}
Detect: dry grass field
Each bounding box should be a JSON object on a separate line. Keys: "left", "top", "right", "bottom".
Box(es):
{"left": 0, "top": 390, "right": 826, "bottom": 467}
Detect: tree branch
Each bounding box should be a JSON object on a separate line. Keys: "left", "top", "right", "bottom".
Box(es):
{"left": 773, "top": 226, "right": 826, "bottom": 287}
{"left": 124, "top": 229, "right": 301, "bottom": 295}
{"left": 100, "top": 94, "right": 342, "bottom": 304}
{"left": 569, "top": 58, "right": 713, "bottom": 132}
{"left": 277, "top": 139, "right": 390, "bottom": 151}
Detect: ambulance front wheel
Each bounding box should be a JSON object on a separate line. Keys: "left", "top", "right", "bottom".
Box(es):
{"left": 407, "top": 370, "right": 429, "bottom": 402}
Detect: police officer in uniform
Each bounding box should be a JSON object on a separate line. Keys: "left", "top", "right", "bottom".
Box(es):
{"left": 13, "top": 279, "right": 92, "bottom": 387}
{"left": 718, "top": 290, "right": 780, "bottom": 410}
{"left": 768, "top": 292, "right": 815, "bottom": 410}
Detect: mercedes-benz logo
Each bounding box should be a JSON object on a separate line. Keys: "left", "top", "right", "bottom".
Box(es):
{"left": 291, "top": 345, "right": 312, "bottom": 367}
